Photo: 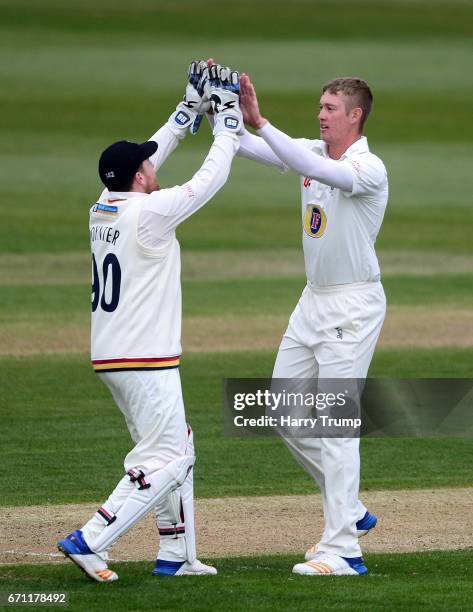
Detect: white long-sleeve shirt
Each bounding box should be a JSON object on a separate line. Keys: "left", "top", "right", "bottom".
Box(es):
{"left": 237, "top": 123, "right": 388, "bottom": 287}
{"left": 90, "top": 125, "right": 239, "bottom": 371}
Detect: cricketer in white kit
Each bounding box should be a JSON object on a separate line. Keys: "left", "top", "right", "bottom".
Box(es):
{"left": 238, "top": 73, "right": 388, "bottom": 576}
{"left": 57, "top": 63, "right": 243, "bottom": 582}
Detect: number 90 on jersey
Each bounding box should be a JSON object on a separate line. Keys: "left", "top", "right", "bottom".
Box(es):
{"left": 92, "top": 253, "right": 122, "bottom": 313}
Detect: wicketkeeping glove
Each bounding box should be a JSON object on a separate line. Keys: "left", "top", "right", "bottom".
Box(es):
{"left": 168, "top": 60, "right": 210, "bottom": 136}
{"left": 205, "top": 64, "right": 243, "bottom": 136}
{"left": 187, "top": 60, "right": 211, "bottom": 134}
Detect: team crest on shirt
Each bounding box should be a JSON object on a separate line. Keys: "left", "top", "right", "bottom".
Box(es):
{"left": 303, "top": 205, "right": 327, "bottom": 238}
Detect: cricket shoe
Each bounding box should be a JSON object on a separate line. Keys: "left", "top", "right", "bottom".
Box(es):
{"left": 356, "top": 510, "right": 378, "bottom": 537}
{"left": 152, "top": 558, "right": 217, "bottom": 576}
{"left": 305, "top": 511, "right": 377, "bottom": 561}
{"left": 57, "top": 529, "right": 118, "bottom": 583}
{"left": 293, "top": 551, "right": 368, "bottom": 576}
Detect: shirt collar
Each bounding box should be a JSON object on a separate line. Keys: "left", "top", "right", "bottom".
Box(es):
{"left": 106, "top": 190, "right": 144, "bottom": 199}
{"left": 339, "top": 136, "right": 370, "bottom": 159}
{"left": 315, "top": 136, "right": 369, "bottom": 159}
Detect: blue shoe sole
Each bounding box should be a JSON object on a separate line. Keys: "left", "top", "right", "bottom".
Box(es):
{"left": 342, "top": 555, "right": 369, "bottom": 575}
{"left": 57, "top": 539, "right": 82, "bottom": 556}
{"left": 152, "top": 560, "right": 185, "bottom": 576}
{"left": 356, "top": 511, "right": 377, "bottom": 533}
{"left": 57, "top": 543, "right": 97, "bottom": 582}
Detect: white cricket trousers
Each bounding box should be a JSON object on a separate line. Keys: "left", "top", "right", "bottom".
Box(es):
{"left": 102, "top": 368, "right": 188, "bottom": 474}
{"left": 81, "top": 368, "right": 191, "bottom": 558}
{"left": 273, "top": 281, "right": 386, "bottom": 558}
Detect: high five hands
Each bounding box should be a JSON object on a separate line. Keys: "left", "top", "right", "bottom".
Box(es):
{"left": 184, "top": 58, "right": 267, "bottom": 133}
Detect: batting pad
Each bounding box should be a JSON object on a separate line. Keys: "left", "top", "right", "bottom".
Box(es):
{"left": 91, "top": 454, "right": 195, "bottom": 553}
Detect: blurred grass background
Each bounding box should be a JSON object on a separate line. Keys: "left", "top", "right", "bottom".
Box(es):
{"left": 0, "top": 0, "right": 472, "bottom": 504}
{"left": 1, "top": 2, "right": 472, "bottom": 607}
{"left": 1, "top": 0, "right": 472, "bottom": 253}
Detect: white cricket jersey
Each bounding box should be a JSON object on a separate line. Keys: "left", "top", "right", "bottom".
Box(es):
{"left": 298, "top": 137, "right": 388, "bottom": 287}
{"left": 90, "top": 129, "right": 239, "bottom": 372}
{"left": 90, "top": 194, "right": 183, "bottom": 372}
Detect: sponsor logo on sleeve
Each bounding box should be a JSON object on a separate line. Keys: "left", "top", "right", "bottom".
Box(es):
{"left": 351, "top": 159, "right": 361, "bottom": 175}
{"left": 92, "top": 203, "right": 118, "bottom": 215}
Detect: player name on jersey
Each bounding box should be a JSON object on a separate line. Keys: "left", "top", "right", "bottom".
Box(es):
{"left": 90, "top": 225, "right": 120, "bottom": 245}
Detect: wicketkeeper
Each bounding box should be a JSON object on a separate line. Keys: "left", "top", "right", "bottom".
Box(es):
{"left": 57, "top": 62, "right": 243, "bottom": 581}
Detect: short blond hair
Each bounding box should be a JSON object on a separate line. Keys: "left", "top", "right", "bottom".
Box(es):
{"left": 322, "top": 78, "right": 373, "bottom": 132}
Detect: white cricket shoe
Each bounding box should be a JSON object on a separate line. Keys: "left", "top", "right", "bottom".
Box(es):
{"left": 305, "top": 511, "right": 377, "bottom": 561}
{"left": 152, "top": 558, "right": 217, "bottom": 576}
{"left": 57, "top": 529, "right": 118, "bottom": 583}
{"left": 293, "top": 551, "right": 368, "bottom": 576}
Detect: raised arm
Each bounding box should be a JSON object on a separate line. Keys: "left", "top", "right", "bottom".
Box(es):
{"left": 139, "top": 67, "right": 243, "bottom": 247}
{"left": 147, "top": 61, "right": 210, "bottom": 171}
{"left": 240, "top": 74, "right": 353, "bottom": 191}
{"left": 257, "top": 123, "right": 353, "bottom": 191}
{"left": 238, "top": 130, "right": 288, "bottom": 170}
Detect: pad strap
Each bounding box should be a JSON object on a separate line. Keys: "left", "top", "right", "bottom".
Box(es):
{"left": 91, "top": 455, "right": 195, "bottom": 553}
{"left": 96, "top": 506, "right": 117, "bottom": 526}
{"left": 127, "top": 469, "right": 151, "bottom": 490}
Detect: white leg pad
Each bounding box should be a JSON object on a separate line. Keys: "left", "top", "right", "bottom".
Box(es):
{"left": 176, "top": 470, "right": 196, "bottom": 563}
{"left": 81, "top": 474, "right": 135, "bottom": 549}
{"left": 91, "top": 454, "right": 195, "bottom": 553}
{"left": 180, "top": 428, "right": 196, "bottom": 563}
{"left": 155, "top": 426, "right": 197, "bottom": 563}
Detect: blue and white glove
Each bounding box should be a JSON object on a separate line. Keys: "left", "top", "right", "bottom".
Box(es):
{"left": 168, "top": 60, "right": 210, "bottom": 136}
{"left": 186, "top": 60, "right": 211, "bottom": 134}
{"left": 205, "top": 64, "right": 243, "bottom": 136}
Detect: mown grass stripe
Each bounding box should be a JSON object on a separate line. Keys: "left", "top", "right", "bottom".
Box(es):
{"left": 1, "top": 250, "right": 473, "bottom": 285}
{"left": 1, "top": 350, "right": 473, "bottom": 506}
{"left": 1, "top": 307, "right": 473, "bottom": 356}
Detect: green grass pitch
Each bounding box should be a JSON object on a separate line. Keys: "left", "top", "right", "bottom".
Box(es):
{"left": 1, "top": 0, "right": 472, "bottom": 609}
{"left": 1, "top": 350, "right": 473, "bottom": 505}
{"left": 2, "top": 551, "right": 473, "bottom": 612}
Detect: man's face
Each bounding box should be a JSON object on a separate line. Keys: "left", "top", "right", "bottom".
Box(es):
{"left": 138, "top": 159, "right": 160, "bottom": 193}
{"left": 318, "top": 91, "right": 353, "bottom": 145}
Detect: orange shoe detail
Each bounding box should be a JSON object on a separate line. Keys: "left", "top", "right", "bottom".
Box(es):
{"left": 95, "top": 569, "right": 115, "bottom": 581}
{"left": 306, "top": 561, "right": 332, "bottom": 574}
